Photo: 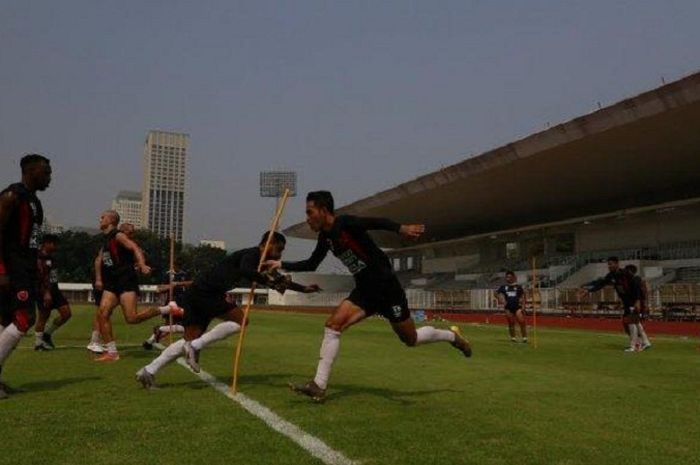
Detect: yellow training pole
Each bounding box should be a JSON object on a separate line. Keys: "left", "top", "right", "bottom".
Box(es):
{"left": 531, "top": 256, "right": 538, "bottom": 349}
{"left": 168, "top": 236, "right": 175, "bottom": 345}
{"left": 231, "top": 188, "right": 291, "bottom": 394}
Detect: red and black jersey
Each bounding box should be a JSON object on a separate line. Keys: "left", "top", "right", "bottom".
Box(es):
{"left": 584, "top": 269, "right": 642, "bottom": 308}
{"left": 100, "top": 229, "right": 136, "bottom": 281}
{"left": 282, "top": 215, "right": 400, "bottom": 287}
{"left": 1, "top": 182, "right": 44, "bottom": 272}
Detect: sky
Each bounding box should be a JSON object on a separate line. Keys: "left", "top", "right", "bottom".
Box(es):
{"left": 1, "top": 0, "right": 699, "bottom": 266}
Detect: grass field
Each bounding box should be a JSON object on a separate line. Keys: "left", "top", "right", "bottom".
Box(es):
{"left": 1, "top": 305, "right": 699, "bottom": 465}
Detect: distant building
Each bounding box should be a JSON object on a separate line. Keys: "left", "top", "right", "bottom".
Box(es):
{"left": 199, "top": 240, "right": 226, "bottom": 250}
{"left": 141, "top": 130, "right": 188, "bottom": 241}
{"left": 112, "top": 190, "right": 142, "bottom": 228}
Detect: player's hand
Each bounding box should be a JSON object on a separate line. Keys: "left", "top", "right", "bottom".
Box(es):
{"left": 264, "top": 260, "right": 282, "bottom": 271}
{"left": 138, "top": 264, "right": 152, "bottom": 275}
{"left": 94, "top": 279, "right": 103, "bottom": 291}
{"left": 304, "top": 284, "right": 322, "bottom": 293}
{"left": 43, "top": 291, "right": 52, "bottom": 309}
{"left": 399, "top": 224, "right": 425, "bottom": 240}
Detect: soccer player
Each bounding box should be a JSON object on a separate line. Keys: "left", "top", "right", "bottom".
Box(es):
{"left": 625, "top": 264, "right": 652, "bottom": 350}
{"left": 267, "top": 191, "right": 472, "bottom": 403}
{"left": 0, "top": 154, "right": 52, "bottom": 399}
{"left": 94, "top": 210, "right": 180, "bottom": 362}
{"left": 142, "top": 260, "right": 191, "bottom": 350}
{"left": 496, "top": 271, "right": 527, "bottom": 343}
{"left": 136, "top": 231, "right": 319, "bottom": 389}
{"left": 33, "top": 234, "right": 72, "bottom": 350}
{"left": 578, "top": 257, "right": 643, "bottom": 352}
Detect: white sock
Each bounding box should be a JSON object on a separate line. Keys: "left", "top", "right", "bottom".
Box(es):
{"left": 158, "top": 325, "right": 185, "bottom": 334}
{"left": 35, "top": 331, "right": 44, "bottom": 344}
{"left": 145, "top": 339, "right": 185, "bottom": 375}
{"left": 628, "top": 324, "right": 639, "bottom": 349}
{"left": 0, "top": 324, "right": 24, "bottom": 365}
{"left": 90, "top": 330, "right": 101, "bottom": 344}
{"left": 191, "top": 321, "right": 240, "bottom": 351}
{"left": 637, "top": 323, "right": 651, "bottom": 346}
{"left": 106, "top": 341, "right": 117, "bottom": 354}
{"left": 415, "top": 326, "right": 456, "bottom": 345}
{"left": 313, "top": 327, "right": 341, "bottom": 390}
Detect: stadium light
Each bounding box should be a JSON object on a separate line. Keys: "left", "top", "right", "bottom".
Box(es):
{"left": 260, "top": 171, "right": 297, "bottom": 198}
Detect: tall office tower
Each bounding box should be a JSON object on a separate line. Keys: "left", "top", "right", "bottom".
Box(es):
{"left": 141, "top": 130, "right": 188, "bottom": 242}
{"left": 111, "top": 190, "right": 143, "bottom": 228}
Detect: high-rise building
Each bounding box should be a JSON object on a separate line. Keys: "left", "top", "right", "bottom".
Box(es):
{"left": 111, "top": 190, "right": 142, "bottom": 228}
{"left": 141, "top": 130, "right": 188, "bottom": 242}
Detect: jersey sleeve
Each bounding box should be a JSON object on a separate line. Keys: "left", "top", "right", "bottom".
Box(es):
{"left": 344, "top": 215, "right": 401, "bottom": 233}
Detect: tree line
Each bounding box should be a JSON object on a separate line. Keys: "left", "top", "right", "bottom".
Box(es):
{"left": 53, "top": 230, "right": 227, "bottom": 284}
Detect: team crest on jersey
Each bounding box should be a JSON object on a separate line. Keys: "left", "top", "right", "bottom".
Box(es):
{"left": 391, "top": 305, "right": 403, "bottom": 318}
{"left": 16, "top": 290, "right": 29, "bottom": 302}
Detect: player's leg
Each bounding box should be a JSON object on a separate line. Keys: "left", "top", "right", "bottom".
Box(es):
{"left": 95, "top": 291, "right": 120, "bottom": 360}
{"left": 0, "top": 280, "right": 37, "bottom": 396}
{"left": 392, "top": 310, "right": 471, "bottom": 356}
{"left": 184, "top": 298, "right": 239, "bottom": 373}
{"left": 34, "top": 305, "right": 52, "bottom": 350}
{"left": 623, "top": 313, "right": 639, "bottom": 352}
{"left": 515, "top": 308, "right": 528, "bottom": 343}
{"left": 120, "top": 292, "right": 163, "bottom": 324}
{"left": 290, "top": 299, "right": 366, "bottom": 402}
{"left": 42, "top": 290, "right": 72, "bottom": 349}
{"left": 506, "top": 311, "right": 517, "bottom": 341}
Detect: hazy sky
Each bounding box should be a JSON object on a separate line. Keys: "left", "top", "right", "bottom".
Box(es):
{"left": 2, "top": 0, "right": 699, "bottom": 265}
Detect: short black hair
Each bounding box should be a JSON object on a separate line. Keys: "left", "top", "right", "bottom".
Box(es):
{"left": 625, "top": 264, "right": 638, "bottom": 274}
{"left": 42, "top": 234, "right": 60, "bottom": 244}
{"left": 260, "top": 231, "right": 286, "bottom": 245}
{"left": 307, "top": 190, "right": 334, "bottom": 214}
{"left": 505, "top": 270, "right": 515, "bottom": 276}
{"left": 20, "top": 154, "right": 50, "bottom": 173}
{"left": 607, "top": 256, "right": 619, "bottom": 263}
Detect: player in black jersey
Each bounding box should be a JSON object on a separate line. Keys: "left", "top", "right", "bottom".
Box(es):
{"left": 136, "top": 231, "right": 318, "bottom": 389}
{"left": 579, "top": 257, "right": 644, "bottom": 352}
{"left": 0, "top": 154, "right": 51, "bottom": 399}
{"left": 267, "top": 191, "right": 472, "bottom": 403}
{"left": 94, "top": 210, "right": 181, "bottom": 362}
{"left": 625, "top": 264, "right": 652, "bottom": 350}
{"left": 33, "top": 234, "right": 72, "bottom": 350}
{"left": 496, "top": 271, "right": 527, "bottom": 343}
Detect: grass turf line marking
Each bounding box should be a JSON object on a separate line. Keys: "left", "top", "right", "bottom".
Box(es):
{"left": 151, "top": 344, "right": 358, "bottom": 465}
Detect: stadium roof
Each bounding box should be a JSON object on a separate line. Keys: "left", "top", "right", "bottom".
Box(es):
{"left": 285, "top": 71, "right": 700, "bottom": 247}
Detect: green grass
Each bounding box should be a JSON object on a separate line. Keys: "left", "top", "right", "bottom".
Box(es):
{"left": 1, "top": 305, "right": 699, "bottom": 465}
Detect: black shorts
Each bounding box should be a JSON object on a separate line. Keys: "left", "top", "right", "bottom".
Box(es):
{"left": 347, "top": 278, "right": 410, "bottom": 323}
{"left": 180, "top": 288, "right": 237, "bottom": 331}
{"left": 506, "top": 306, "right": 523, "bottom": 314}
{"left": 92, "top": 288, "right": 103, "bottom": 307}
{"left": 38, "top": 286, "right": 68, "bottom": 312}
{"left": 103, "top": 273, "right": 140, "bottom": 297}
{"left": 0, "top": 264, "right": 38, "bottom": 328}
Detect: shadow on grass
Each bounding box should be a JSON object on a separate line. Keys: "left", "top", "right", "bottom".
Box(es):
{"left": 283, "top": 382, "right": 463, "bottom": 405}
{"left": 17, "top": 376, "right": 102, "bottom": 393}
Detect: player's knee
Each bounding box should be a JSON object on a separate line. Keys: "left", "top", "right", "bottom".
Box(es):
{"left": 401, "top": 333, "right": 417, "bottom": 347}
{"left": 324, "top": 321, "right": 343, "bottom": 332}
{"left": 123, "top": 312, "right": 139, "bottom": 324}
{"left": 14, "top": 309, "right": 34, "bottom": 333}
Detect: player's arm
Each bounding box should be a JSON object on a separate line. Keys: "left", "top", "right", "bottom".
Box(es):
{"left": 94, "top": 250, "right": 103, "bottom": 290}
{"left": 0, "top": 190, "right": 19, "bottom": 289}
{"left": 115, "top": 232, "right": 151, "bottom": 275}
{"left": 346, "top": 215, "right": 425, "bottom": 240}
{"left": 578, "top": 274, "right": 611, "bottom": 297}
{"left": 518, "top": 286, "right": 526, "bottom": 309}
{"left": 495, "top": 287, "right": 506, "bottom": 307}
{"left": 274, "top": 238, "right": 330, "bottom": 272}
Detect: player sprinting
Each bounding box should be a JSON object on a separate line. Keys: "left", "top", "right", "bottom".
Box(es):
{"left": 578, "top": 257, "right": 643, "bottom": 352}
{"left": 33, "top": 234, "right": 72, "bottom": 350}
{"left": 496, "top": 270, "right": 527, "bottom": 343}
{"left": 94, "top": 211, "right": 181, "bottom": 362}
{"left": 136, "top": 231, "right": 319, "bottom": 389}
{"left": 267, "top": 191, "right": 471, "bottom": 403}
{"left": 0, "top": 154, "right": 52, "bottom": 399}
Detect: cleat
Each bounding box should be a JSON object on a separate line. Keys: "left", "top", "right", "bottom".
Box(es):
{"left": 289, "top": 380, "right": 326, "bottom": 403}
{"left": 183, "top": 342, "right": 200, "bottom": 373}
{"left": 449, "top": 326, "right": 472, "bottom": 357}
{"left": 510, "top": 337, "right": 517, "bottom": 343}
{"left": 153, "top": 327, "right": 166, "bottom": 344}
{"left": 135, "top": 368, "right": 158, "bottom": 390}
{"left": 34, "top": 341, "right": 52, "bottom": 351}
{"left": 164, "top": 301, "right": 184, "bottom": 319}
{"left": 521, "top": 338, "right": 528, "bottom": 344}
{"left": 94, "top": 352, "right": 120, "bottom": 362}
{"left": 142, "top": 340, "right": 153, "bottom": 350}
{"left": 86, "top": 342, "right": 105, "bottom": 354}
{"left": 624, "top": 347, "right": 638, "bottom": 353}
{"left": 42, "top": 333, "right": 55, "bottom": 349}
{"left": 642, "top": 343, "right": 652, "bottom": 351}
